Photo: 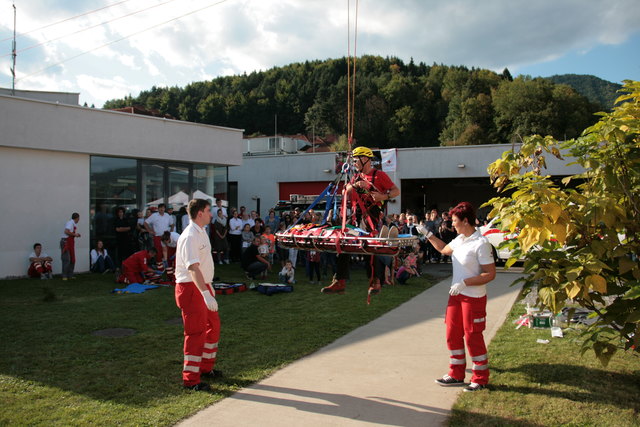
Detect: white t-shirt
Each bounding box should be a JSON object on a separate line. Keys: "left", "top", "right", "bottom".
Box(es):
{"left": 181, "top": 215, "right": 190, "bottom": 233}
{"left": 62, "top": 219, "right": 76, "bottom": 238}
{"left": 90, "top": 249, "right": 109, "bottom": 266}
{"left": 229, "top": 217, "right": 243, "bottom": 235}
{"left": 448, "top": 230, "right": 494, "bottom": 298}
{"left": 242, "top": 218, "right": 255, "bottom": 228}
{"left": 161, "top": 231, "right": 181, "bottom": 248}
{"left": 175, "top": 222, "right": 214, "bottom": 284}
{"left": 145, "top": 212, "right": 172, "bottom": 235}
{"left": 29, "top": 251, "right": 50, "bottom": 260}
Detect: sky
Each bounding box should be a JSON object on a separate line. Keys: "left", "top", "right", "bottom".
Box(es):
{"left": 1, "top": 0, "right": 639, "bottom": 108}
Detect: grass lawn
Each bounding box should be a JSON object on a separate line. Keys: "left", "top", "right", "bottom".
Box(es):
{"left": 0, "top": 262, "right": 434, "bottom": 426}
{"left": 449, "top": 301, "right": 640, "bottom": 427}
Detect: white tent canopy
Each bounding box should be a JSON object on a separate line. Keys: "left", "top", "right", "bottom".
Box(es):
{"left": 148, "top": 190, "right": 227, "bottom": 208}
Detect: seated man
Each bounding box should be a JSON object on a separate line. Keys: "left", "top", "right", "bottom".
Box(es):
{"left": 117, "top": 247, "right": 161, "bottom": 284}
{"left": 90, "top": 240, "right": 116, "bottom": 273}
{"left": 28, "top": 243, "right": 53, "bottom": 279}
{"left": 241, "top": 236, "right": 270, "bottom": 280}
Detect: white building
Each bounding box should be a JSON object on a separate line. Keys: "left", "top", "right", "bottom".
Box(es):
{"left": 0, "top": 90, "right": 243, "bottom": 278}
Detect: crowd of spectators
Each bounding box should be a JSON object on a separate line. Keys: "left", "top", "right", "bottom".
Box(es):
{"left": 29, "top": 201, "right": 486, "bottom": 285}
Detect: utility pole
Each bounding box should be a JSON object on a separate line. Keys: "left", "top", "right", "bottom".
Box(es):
{"left": 10, "top": 3, "right": 17, "bottom": 95}
{"left": 274, "top": 113, "right": 278, "bottom": 155}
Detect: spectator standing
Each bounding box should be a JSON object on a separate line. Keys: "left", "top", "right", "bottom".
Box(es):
{"left": 145, "top": 203, "right": 173, "bottom": 259}
{"left": 178, "top": 207, "right": 189, "bottom": 233}
{"left": 211, "top": 199, "right": 227, "bottom": 222}
{"left": 28, "top": 243, "right": 53, "bottom": 279}
{"left": 60, "top": 212, "right": 80, "bottom": 280}
{"left": 136, "top": 210, "right": 152, "bottom": 250}
{"left": 174, "top": 199, "right": 221, "bottom": 391}
{"left": 251, "top": 218, "right": 265, "bottom": 236}
{"left": 211, "top": 209, "right": 230, "bottom": 265}
{"left": 264, "top": 210, "right": 279, "bottom": 232}
{"left": 167, "top": 205, "right": 177, "bottom": 232}
{"left": 241, "top": 224, "right": 254, "bottom": 253}
{"left": 114, "top": 207, "right": 132, "bottom": 266}
{"left": 262, "top": 226, "right": 276, "bottom": 264}
{"left": 306, "top": 250, "right": 321, "bottom": 284}
{"left": 228, "top": 209, "right": 243, "bottom": 262}
{"left": 90, "top": 240, "right": 116, "bottom": 273}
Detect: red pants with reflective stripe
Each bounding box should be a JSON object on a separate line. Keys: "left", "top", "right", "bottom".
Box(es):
{"left": 28, "top": 261, "right": 52, "bottom": 278}
{"left": 445, "top": 294, "right": 489, "bottom": 385}
{"left": 175, "top": 282, "right": 220, "bottom": 386}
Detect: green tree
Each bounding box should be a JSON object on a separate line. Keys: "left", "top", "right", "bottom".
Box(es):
{"left": 484, "top": 80, "right": 640, "bottom": 365}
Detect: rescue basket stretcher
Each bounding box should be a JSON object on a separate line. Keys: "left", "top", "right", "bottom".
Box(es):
{"left": 276, "top": 225, "right": 418, "bottom": 256}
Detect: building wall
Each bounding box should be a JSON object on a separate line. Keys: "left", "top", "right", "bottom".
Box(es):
{"left": 0, "top": 95, "right": 244, "bottom": 165}
{"left": 0, "top": 147, "right": 90, "bottom": 277}
{"left": 0, "top": 88, "right": 79, "bottom": 105}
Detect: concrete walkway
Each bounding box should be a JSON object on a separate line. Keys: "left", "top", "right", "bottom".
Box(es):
{"left": 179, "top": 268, "right": 523, "bottom": 427}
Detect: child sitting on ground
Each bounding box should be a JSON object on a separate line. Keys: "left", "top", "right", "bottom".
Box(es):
{"left": 396, "top": 258, "right": 418, "bottom": 284}
{"left": 279, "top": 259, "right": 296, "bottom": 284}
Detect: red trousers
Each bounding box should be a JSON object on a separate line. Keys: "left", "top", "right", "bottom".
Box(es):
{"left": 445, "top": 294, "right": 489, "bottom": 385}
{"left": 175, "top": 282, "right": 220, "bottom": 386}
{"left": 153, "top": 236, "right": 163, "bottom": 261}
{"left": 28, "top": 261, "right": 52, "bottom": 278}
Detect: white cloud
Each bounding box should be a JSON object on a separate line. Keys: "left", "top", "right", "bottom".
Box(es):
{"left": 0, "top": 0, "right": 638, "bottom": 107}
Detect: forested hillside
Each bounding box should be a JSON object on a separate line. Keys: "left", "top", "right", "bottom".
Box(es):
{"left": 546, "top": 74, "right": 622, "bottom": 110}
{"left": 104, "top": 56, "right": 599, "bottom": 148}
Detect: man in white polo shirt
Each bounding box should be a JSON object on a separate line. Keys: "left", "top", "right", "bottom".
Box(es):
{"left": 174, "top": 199, "right": 221, "bottom": 391}
{"left": 145, "top": 203, "right": 172, "bottom": 266}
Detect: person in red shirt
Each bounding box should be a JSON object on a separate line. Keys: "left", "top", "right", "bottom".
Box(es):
{"left": 321, "top": 146, "right": 400, "bottom": 295}
{"left": 118, "top": 248, "right": 160, "bottom": 284}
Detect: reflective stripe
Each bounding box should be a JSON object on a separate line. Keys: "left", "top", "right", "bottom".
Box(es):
{"left": 471, "top": 354, "right": 488, "bottom": 362}
{"left": 202, "top": 351, "right": 217, "bottom": 359}
{"left": 450, "top": 349, "right": 465, "bottom": 356}
{"left": 183, "top": 365, "right": 200, "bottom": 373}
{"left": 473, "top": 317, "right": 486, "bottom": 323}
{"left": 450, "top": 358, "right": 466, "bottom": 365}
{"left": 184, "top": 355, "right": 202, "bottom": 362}
{"left": 204, "top": 342, "right": 218, "bottom": 350}
{"left": 473, "top": 363, "right": 489, "bottom": 370}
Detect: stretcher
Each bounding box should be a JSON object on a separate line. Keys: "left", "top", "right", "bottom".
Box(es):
{"left": 276, "top": 224, "right": 418, "bottom": 256}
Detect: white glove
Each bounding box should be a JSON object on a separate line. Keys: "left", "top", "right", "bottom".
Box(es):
{"left": 449, "top": 281, "right": 467, "bottom": 296}
{"left": 201, "top": 290, "right": 218, "bottom": 311}
{"left": 415, "top": 224, "right": 433, "bottom": 239}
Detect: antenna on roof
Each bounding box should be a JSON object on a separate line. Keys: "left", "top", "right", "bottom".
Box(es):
{"left": 10, "top": 2, "right": 17, "bottom": 95}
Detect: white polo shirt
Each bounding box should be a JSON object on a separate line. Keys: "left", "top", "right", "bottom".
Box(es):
{"left": 62, "top": 219, "right": 76, "bottom": 238}
{"left": 175, "top": 222, "right": 214, "bottom": 284}
{"left": 448, "top": 230, "right": 494, "bottom": 298}
{"left": 146, "top": 212, "right": 172, "bottom": 235}
{"left": 161, "top": 231, "right": 181, "bottom": 248}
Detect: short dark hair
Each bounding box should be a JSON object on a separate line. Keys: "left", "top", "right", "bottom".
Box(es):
{"left": 116, "top": 207, "right": 125, "bottom": 214}
{"left": 188, "top": 199, "right": 211, "bottom": 220}
{"left": 33, "top": 243, "right": 41, "bottom": 250}
{"left": 71, "top": 212, "right": 80, "bottom": 220}
{"left": 162, "top": 231, "right": 171, "bottom": 241}
{"left": 449, "top": 202, "right": 476, "bottom": 225}
{"left": 158, "top": 203, "right": 166, "bottom": 209}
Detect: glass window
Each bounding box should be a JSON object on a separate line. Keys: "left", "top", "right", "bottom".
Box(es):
{"left": 90, "top": 156, "right": 137, "bottom": 252}
{"left": 167, "top": 164, "right": 190, "bottom": 211}
{"left": 193, "top": 164, "right": 228, "bottom": 205}
{"left": 141, "top": 162, "right": 165, "bottom": 209}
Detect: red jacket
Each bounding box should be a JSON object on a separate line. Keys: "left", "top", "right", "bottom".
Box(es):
{"left": 123, "top": 250, "right": 152, "bottom": 273}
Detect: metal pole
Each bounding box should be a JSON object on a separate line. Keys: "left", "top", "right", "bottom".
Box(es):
{"left": 11, "top": 3, "right": 17, "bottom": 95}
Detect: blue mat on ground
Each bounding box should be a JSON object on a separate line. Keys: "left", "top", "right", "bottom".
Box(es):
{"left": 112, "top": 283, "right": 159, "bottom": 294}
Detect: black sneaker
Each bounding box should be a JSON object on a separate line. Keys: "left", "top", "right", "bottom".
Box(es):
{"left": 435, "top": 374, "right": 464, "bottom": 386}
{"left": 463, "top": 382, "right": 486, "bottom": 392}
{"left": 201, "top": 369, "right": 223, "bottom": 379}
{"left": 184, "top": 382, "right": 211, "bottom": 391}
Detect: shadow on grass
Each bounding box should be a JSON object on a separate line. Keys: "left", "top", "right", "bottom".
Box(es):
{"left": 449, "top": 409, "right": 546, "bottom": 427}
{"left": 492, "top": 363, "right": 640, "bottom": 410}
